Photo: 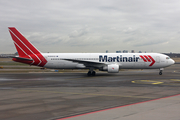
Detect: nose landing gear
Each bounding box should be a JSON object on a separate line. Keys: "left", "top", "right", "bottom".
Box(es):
{"left": 159, "top": 68, "right": 164, "bottom": 75}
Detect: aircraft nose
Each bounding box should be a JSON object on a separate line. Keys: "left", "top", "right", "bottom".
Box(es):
{"left": 171, "top": 59, "right": 175, "bottom": 65}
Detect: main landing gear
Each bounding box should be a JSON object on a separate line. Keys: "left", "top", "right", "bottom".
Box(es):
{"left": 87, "top": 71, "right": 96, "bottom": 76}
{"left": 87, "top": 68, "right": 96, "bottom": 76}
{"left": 159, "top": 68, "right": 164, "bottom": 75}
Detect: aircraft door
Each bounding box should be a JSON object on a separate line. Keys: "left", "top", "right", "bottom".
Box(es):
{"left": 156, "top": 56, "right": 160, "bottom": 63}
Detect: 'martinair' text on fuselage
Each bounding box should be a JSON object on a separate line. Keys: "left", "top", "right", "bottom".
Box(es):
{"left": 99, "top": 55, "right": 140, "bottom": 62}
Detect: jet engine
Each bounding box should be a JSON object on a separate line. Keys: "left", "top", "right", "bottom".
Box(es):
{"left": 107, "top": 64, "right": 119, "bottom": 73}
{"left": 101, "top": 64, "right": 119, "bottom": 73}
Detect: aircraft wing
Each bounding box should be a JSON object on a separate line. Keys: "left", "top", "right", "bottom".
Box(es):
{"left": 63, "top": 59, "right": 107, "bottom": 68}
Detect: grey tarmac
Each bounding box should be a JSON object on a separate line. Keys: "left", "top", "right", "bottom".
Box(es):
{"left": 0, "top": 64, "right": 180, "bottom": 120}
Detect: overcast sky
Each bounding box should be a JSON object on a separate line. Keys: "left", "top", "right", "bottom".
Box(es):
{"left": 1, "top": 0, "right": 180, "bottom": 53}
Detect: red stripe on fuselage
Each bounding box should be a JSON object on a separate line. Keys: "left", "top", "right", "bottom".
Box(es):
{"left": 148, "top": 55, "right": 155, "bottom": 66}
{"left": 36, "top": 54, "right": 47, "bottom": 66}
{"left": 139, "top": 55, "right": 147, "bottom": 62}
{"left": 144, "top": 55, "right": 151, "bottom": 62}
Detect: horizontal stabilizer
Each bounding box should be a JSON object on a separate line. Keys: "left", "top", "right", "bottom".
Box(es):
{"left": 13, "top": 56, "right": 34, "bottom": 61}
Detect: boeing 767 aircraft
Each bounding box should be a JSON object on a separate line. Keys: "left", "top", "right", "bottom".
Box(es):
{"left": 8, "top": 27, "right": 175, "bottom": 76}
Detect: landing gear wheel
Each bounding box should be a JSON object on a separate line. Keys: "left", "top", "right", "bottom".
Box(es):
{"left": 87, "top": 71, "right": 91, "bottom": 76}
{"left": 87, "top": 71, "right": 96, "bottom": 76}
{"left": 92, "top": 71, "right": 96, "bottom": 76}
{"left": 159, "top": 68, "right": 164, "bottom": 75}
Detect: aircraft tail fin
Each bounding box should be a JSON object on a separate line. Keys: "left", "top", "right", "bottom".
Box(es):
{"left": 8, "top": 27, "right": 41, "bottom": 57}
{"left": 8, "top": 27, "right": 47, "bottom": 66}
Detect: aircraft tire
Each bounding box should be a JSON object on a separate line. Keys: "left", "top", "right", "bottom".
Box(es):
{"left": 92, "top": 71, "right": 96, "bottom": 76}
{"left": 87, "top": 71, "right": 91, "bottom": 76}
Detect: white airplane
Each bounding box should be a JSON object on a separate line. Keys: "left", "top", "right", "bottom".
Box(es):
{"left": 8, "top": 27, "right": 175, "bottom": 76}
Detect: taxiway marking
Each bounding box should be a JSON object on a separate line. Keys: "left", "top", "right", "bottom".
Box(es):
{"left": 132, "top": 80, "right": 163, "bottom": 85}
{"left": 171, "top": 79, "right": 180, "bottom": 81}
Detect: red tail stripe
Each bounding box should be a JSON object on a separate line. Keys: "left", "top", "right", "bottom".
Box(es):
{"left": 14, "top": 42, "right": 33, "bottom": 63}
{"left": 9, "top": 28, "right": 42, "bottom": 65}
{"left": 14, "top": 43, "right": 27, "bottom": 57}
{"left": 37, "top": 54, "right": 47, "bottom": 66}
{"left": 9, "top": 27, "right": 47, "bottom": 67}
{"left": 144, "top": 55, "right": 151, "bottom": 62}
{"left": 139, "top": 55, "right": 147, "bottom": 62}
{"left": 10, "top": 30, "right": 41, "bottom": 65}
{"left": 10, "top": 31, "right": 34, "bottom": 57}
{"left": 9, "top": 27, "right": 41, "bottom": 55}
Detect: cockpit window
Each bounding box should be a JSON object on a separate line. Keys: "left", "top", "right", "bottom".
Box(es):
{"left": 166, "top": 57, "right": 170, "bottom": 59}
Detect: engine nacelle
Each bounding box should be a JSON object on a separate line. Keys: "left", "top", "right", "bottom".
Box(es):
{"left": 107, "top": 64, "right": 119, "bottom": 73}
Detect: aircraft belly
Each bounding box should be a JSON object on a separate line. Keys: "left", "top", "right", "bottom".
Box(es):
{"left": 44, "top": 61, "right": 77, "bottom": 69}
{"left": 56, "top": 61, "right": 77, "bottom": 69}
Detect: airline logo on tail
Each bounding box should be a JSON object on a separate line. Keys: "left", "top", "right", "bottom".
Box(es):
{"left": 8, "top": 27, "right": 47, "bottom": 67}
